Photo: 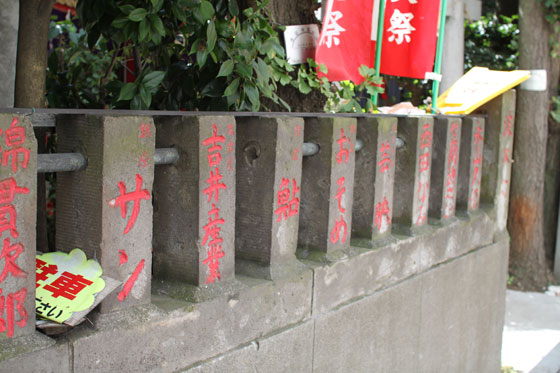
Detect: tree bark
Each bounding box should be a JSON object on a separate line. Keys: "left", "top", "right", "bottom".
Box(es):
{"left": 508, "top": 0, "right": 555, "bottom": 290}
{"left": 259, "top": 0, "right": 326, "bottom": 112}
{"left": 14, "top": 0, "right": 56, "bottom": 108}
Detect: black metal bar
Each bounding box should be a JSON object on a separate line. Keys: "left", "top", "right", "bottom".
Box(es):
{"left": 154, "top": 147, "right": 179, "bottom": 165}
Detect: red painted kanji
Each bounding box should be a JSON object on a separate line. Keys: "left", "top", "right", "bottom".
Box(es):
{"left": 334, "top": 177, "right": 346, "bottom": 213}
{"left": 0, "top": 287, "right": 27, "bottom": 338}
{"left": 202, "top": 124, "right": 226, "bottom": 155}
{"left": 0, "top": 205, "right": 19, "bottom": 239}
{"left": 108, "top": 174, "right": 151, "bottom": 235}
{"left": 416, "top": 180, "right": 429, "bottom": 225}
{"left": 445, "top": 123, "right": 460, "bottom": 202}
{"left": 503, "top": 148, "right": 512, "bottom": 163}
{"left": 418, "top": 153, "right": 430, "bottom": 173}
{"left": 503, "top": 115, "right": 513, "bottom": 137}
{"left": 292, "top": 147, "right": 299, "bottom": 161}
{"left": 203, "top": 244, "right": 225, "bottom": 284}
{"left": 43, "top": 271, "right": 93, "bottom": 300}
{"left": 0, "top": 237, "right": 26, "bottom": 284}
{"left": 203, "top": 168, "right": 227, "bottom": 203}
{"left": 330, "top": 215, "right": 348, "bottom": 244}
{"left": 374, "top": 197, "right": 391, "bottom": 232}
{"left": 202, "top": 204, "right": 225, "bottom": 247}
{"left": 0, "top": 177, "right": 29, "bottom": 205}
{"left": 378, "top": 141, "right": 392, "bottom": 173}
{"left": 2, "top": 117, "right": 30, "bottom": 174}
{"left": 294, "top": 125, "right": 302, "bottom": 137}
{"left": 138, "top": 151, "right": 148, "bottom": 168}
{"left": 336, "top": 128, "right": 351, "bottom": 164}
{"left": 274, "top": 178, "right": 300, "bottom": 222}
{"left": 118, "top": 250, "right": 128, "bottom": 266}
{"left": 139, "top": 122, "right": 152, "bottom": 138}
{"left": 419, "top": 123, "right": 432, "bottom": 149}
{"left": 36, "top": 258, "right": 58, "bottom": 288}
{"left": 117, "top": 259, "right": 145, "bottom": 302}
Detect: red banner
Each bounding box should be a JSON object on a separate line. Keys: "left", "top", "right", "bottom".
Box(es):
{"left": 379, "top": 0, "right": 440, "bottom": 79}
{"left": 315, "top": 0, "right": 376, "bottom": 84}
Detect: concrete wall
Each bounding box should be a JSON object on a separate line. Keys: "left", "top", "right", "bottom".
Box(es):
{"left": 0, "top": 92, "right": 514, "bottom": 372}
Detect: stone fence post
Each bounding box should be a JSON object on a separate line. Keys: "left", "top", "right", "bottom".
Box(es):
{"left": 352, "top": 116, "right": 398, "bottom": 245}
{"left": 393, "top": 116, "right": 434, "bottom": 234}
{"left": 0, "top": 114, "right": 37, "bottom": 338}
{"left": 235, "top": 116, "right": 304, "bottom": 279}
{"left": 152, "top": 115, "right": 236, "bottom": 290}
{"left": 298, "top": 117, "right": 357, "bottom": 260}
{"left": 56, "top": 115, "right": 155, "bottom": 312}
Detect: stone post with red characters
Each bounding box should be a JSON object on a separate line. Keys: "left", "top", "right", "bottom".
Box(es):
{"left": 235, "top": 116, "right": 304, "bottom": 280}
{"left": 153, "top": 115, "right": 236, "bottom": 290}
{"left": 428, "top": 117, "right": 462, "bottom": 222}
{"left": 352, "top": 116, "right": 398, "bottom": 246}
{"left": 479, "top": 90, "right": 516, "bottom": 232}
{"left": 0, "top": 114, "right": 36, "bottom": 338}
{"left": 457, "top": 116, "right": 485, "bottom": 213}
{"left": 56, "top": 115, "right": 155, "bottom": 312}
{"left": 393, "top": 116, "right": 434, "bottom": 234}
{"left": 298, "top": 117, "right": 357, "bottom": 260}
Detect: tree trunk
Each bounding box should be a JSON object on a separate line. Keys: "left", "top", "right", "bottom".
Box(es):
{"left": 14, "top": 0, "right": 55, "bottom": 108}
{"left": 508, "top": 0, "right": 554, "bottom": 290}
{"left": 260, "top": 0, "right": 326, "bottom": 112}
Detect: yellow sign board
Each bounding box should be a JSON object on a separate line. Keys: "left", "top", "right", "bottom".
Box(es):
{"left": 436, "top": 67, "right": 531, "bottom": 114}
{"left": 36, "top": 249, "right": 105, "bottom": 323}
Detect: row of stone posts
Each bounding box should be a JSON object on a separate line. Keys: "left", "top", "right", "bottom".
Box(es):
{"left": 0, "top": 90, "right": 515, "bottom": 340}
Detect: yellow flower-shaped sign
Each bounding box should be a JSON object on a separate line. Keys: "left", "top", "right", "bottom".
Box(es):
{"left": 36, "top": 249, "right": 105, "bottom": 323}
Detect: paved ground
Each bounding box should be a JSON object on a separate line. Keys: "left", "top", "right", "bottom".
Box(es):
{"left": 502, "top": 289, "right": 560, "bottom": 373}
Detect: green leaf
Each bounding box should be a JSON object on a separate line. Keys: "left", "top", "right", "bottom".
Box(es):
{"left": 244, "top": 84, "right": 259, "bottom": 106}
{"left": 224, "top": 78, "right": 240, "bottom": 97}
{"left": 228, "top": 0, "right": 239, "bottom": 16}
{"left": 111, "top": 17, "right": 129, "bottom": 29}
{"left": 119, "top": 5, "right": 135, "bottom": 14}
{"left": 118, "top": 83, "right": 137, "bottom": 101}
{"left": 138, "top": 19, "right": 149, "bottom": 42}
{"left": 217, "top": 60, "right": 234, "bottom": 77}
{"left": 128, "top": 8, "right": 148, "bottom": 22}
{"left": 139, "top": 84, "right": 152, "bottom": 107}
{"left": 150, "top": 15, "right": 165, "bottom": 36}
{"left": 131, "top": 95, "right": 143, "bottom": 110}
{"left": 200, "top": 0, "right": 215, "bottom": 21}
{"left": 143, "top": 71, "right": 166, "bottom": 90}
{"left": 197, "top": 49, "right": 208, "bottom": 67}
{"left": 207, "top": 21, "right": 217, "bottom": 53}
{"left": 298, "top": 80, "right": 311, "bottom": 94}
{"left": 151, "top": 0, "right": 164, "bottom": 11}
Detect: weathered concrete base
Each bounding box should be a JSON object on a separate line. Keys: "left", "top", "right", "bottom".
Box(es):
{"left": 0, "top": 214, "right": 506, "bottom": 372}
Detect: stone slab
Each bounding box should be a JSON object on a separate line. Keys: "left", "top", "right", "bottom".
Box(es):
{"left": 478, "top": 90, "right": 516, "bottom": 231}
{"left": 313, "top": 270, "right": 423, "bottom": 373}
{"left": 56, "top": 115, "right": 155, "bottom": 312}
{"left": 299, "top": 117, "right": 357, "bottom": 255}
{"left": 313, "top": 239, "right": 508, "bottom": 373}
{"left": 183, "top": 321, "right": 314, "bottom": 373}
{"left": 429, "top": 117, "right": 461, "bottom": 220}
{"left": 0, "top": 333, "right": 70, "bottom": 372}
{"left": 457, "top": 116, "right": 485, "bottom": 211}
{"left": 235, "top": 116, "right": 304, "bottom": 279}
{"left": 311, "top": 212, "right": 494, "bottom": 315}
{"left": 153, "top": 115, "right": 236, "bottom": 287}
{"left": 418, "top": 238, "right": 508, "bottom": 373}
{"left": 352, "top": 116, "right": 397, "bottom": 242}
{"left": 393, "top": 116, "right": 434, "bottom": 232}
{"left": 0, "top": 114, "right": 37, "bottom": 338}
{"left": 68, "top": 270, "right": 312, "bottom": 372}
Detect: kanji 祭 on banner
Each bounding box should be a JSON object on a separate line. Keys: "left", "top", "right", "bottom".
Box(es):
{"left": 315, "top": 0, "right": 375, "bottom": 83}
{"left": 380, "top": 0, "right": 441, "bottom": 79}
